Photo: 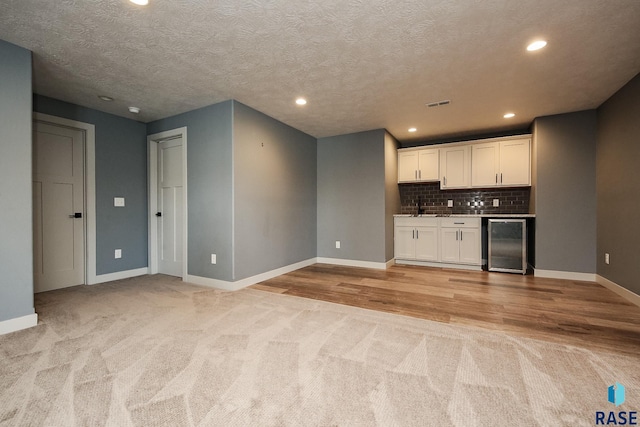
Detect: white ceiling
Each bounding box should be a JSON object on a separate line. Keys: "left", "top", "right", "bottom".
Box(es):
{"left": 1, "top": 0, "right": 639, "bottom": 142}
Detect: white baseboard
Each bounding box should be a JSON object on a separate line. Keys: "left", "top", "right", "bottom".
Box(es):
{"left": 385, "top": 258, "right": 395, "bottom": 269}
{"left": 186, "top": 258, "right": 317, "bottom": 291}
{"left": 394, "top": 259, "right": 482, "bottom": 271}
{"left": 0, "top": 313, "right": 38, "bottom": 336}
{"left": 316, "top": 257, "right": 389, "bottom": 270}
{"left": 534, "top": 269, "right": 596, "bottom": 282}
{"left": 89, "top": 267, "right": 150, "bottom": 285}
{"left": 596, "top": 275, "right": 640, "bottom": 307}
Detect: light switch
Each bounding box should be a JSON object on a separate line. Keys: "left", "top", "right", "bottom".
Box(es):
{"left": 211, "top": 254, "right": 217, "bottom": 264}
{"left": 336, "top": 241, "right": 341, "bottom": 249}
{"left": 114, "top": 197, "right": 125, "bottom": 207}
{"left": 115, "top": 249, "right": 122, "bottom": 259}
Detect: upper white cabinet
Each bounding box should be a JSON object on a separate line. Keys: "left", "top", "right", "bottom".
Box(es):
{"left": 440, "top": 145, "right": 471, "bottom": 189}
{"left": 398, "top": 148, "right": 439, "bottom": 183}
{"left": 471, "top": 138, "right": 530, "bottom": 187}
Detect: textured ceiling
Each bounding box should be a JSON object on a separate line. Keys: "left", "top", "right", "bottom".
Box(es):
{"left": 1, "top": 0, "right": 639, "bottom": 141}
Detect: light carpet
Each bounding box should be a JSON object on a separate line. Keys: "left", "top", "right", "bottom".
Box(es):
{"left": 0, "top": 274, "right": 638, "bottom": 426}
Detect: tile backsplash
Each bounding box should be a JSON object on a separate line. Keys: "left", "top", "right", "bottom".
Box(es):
{"left": 399, "top": 182, "right": 530, "bottom": 215}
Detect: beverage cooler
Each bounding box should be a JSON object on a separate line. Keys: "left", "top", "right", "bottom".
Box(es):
{"left": 488, "top": 219, "right": 527, "bottom": 274}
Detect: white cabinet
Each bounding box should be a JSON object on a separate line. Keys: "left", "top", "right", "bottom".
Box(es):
{"left": 398, "top": 148, "right": 439, "bottom": 183}
{"left": 439, "top": 218, "right": 481, "bottom": 265}
{"left": 394, "top": 217, "right": 438, "bottom": 261}
{"left": 440, "top": 145, "right": 471, "bottom": 189}
{"left": 471, "top": 138, "right": 530, "bottom": 187}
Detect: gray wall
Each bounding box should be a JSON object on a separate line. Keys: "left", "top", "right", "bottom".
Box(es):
{"left": 384, "top": 132, "right": 401, "bottom": 261}
{"left": 0, "top": 40, "right": 34, "bottom": 321}
{"left": 0, "top": 40, "right": 34, "bottom": 322}
{"left": 147, "top": 101, "right": 234, "bottom": 281}
{"left": 596, "top": 73, "right": 640, "bottom": 294}
{"left": 317, "top": 129, "right": 387, "bottom": 263}
{"left": 233, "top": 101, "right": 317, "bottom": 280}
{"left": 533, "top": 110, "right": 597, "bottom": 273}
{"left": 33, "top": 96, "right": 148, "bottom": 275}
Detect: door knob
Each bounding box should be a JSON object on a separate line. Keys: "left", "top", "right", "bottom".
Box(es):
{"left": 69, "top": 212, "right": 82, "bottom": 218}
{"left": 156, "top": 212, "right": 162, "bottom": 217}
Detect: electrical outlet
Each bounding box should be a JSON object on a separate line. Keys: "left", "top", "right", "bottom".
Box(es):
{"left": 447, "top": 200, "right": 453, "bottom": 208}
{"left": 115, "top": 249, "right": 122, "bottom": 259}
{"left": 211, "top": 254, "right": 217, "bottom": 264}
{"left": 335, "top": 241, "right": 341, "bottom": 249}
{"left": 114, "top": 197, "right": 125, "bottom": 207}
{"left": 493, "top": 199, "right": 500, "bottom": 207}
{"left": 605, "top": 253, "right": 610, "bottom": 265}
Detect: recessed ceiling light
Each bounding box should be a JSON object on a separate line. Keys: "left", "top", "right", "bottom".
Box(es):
{"left": 130, "top": 0, "right": 149, "bottom": 5}
{"left": 295, "top": 98, "right": 307, "bottom": 106}
{"left": 98, "top": 95, "right": 113, "bottom": 102}
{"left": 128, "top": 106, "right": 140, "bottom": 114}
{"left": 504, "top": 113, "right": 516, "bottom": 119}
{"left": 527, "top": 40, "right": 547, "bottom": 51}
{"left": 408, "top": 128, "right": 417, "bottom": 132}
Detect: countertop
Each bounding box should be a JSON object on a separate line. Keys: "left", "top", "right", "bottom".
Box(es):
{"left": 394, "top": 213, "right": 536, "bottom": 218}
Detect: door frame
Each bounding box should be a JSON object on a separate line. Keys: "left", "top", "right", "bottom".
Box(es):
{"left": 147, "top": 127, "right": 188, "bottom": 279}
{"left": 32, "top": 113, "right": 97, "bottom": 285}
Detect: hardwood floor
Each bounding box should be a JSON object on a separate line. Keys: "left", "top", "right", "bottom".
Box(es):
{"left": 252, "top": 263, "right": 640, "bottom": 355}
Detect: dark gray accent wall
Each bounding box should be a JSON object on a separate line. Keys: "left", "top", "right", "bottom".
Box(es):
{"left": 533, "top": 110, "right": 597, "bottom": 273}
{"left": 232, "top": 101, "right": 317, "bottom": 280}
{"left": 384, "top": 132, "right": 401, "bottom": 261}
{"left": 0, "top": 40, "right": 34, "bottom": 322}
{"left": 317, "top": 129, "right": 387, "bottom": 263}
{"left": 596, "top": 73, "right": 640, "bottom": 294}
{"left": 33, "top": 95, "right": 148, "bottom": 275}
{"left": 147, "top": 101, "right": 234, "bottom": 281}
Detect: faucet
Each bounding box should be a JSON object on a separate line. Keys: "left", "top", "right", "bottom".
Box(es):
{"left": 417, "top": 198, "right": 424, "bottom": 215}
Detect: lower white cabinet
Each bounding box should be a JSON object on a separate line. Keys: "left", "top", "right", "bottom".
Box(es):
{"left": 440, "top": 218, "right": 482, "bottom": 265}
{"left": 395, "top": 216, "right": 481, "bottom": 268}
{"left": 394, "top": 218, "right": 438, "bottom": 261}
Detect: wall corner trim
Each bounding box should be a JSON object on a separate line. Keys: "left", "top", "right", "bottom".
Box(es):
{"left": 89, "top": 267, "right": 149, "bottom": 285}
{"left": 186, "top": 258, "right": 317, "bottom": 291}
{"left": 316, "top": 257, "right": 389, "bottom": 270}
{"left": 533, "top": 269, "right": 596, "bottom": 282}
{"left": 0, "top": 313, "right": 38, "bottom": 336}
{"left": 596, "top": 275, "right": 640, "bottom": 307}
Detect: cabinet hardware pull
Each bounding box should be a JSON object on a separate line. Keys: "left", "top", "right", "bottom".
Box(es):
{"left": 496, "top": 174, "right": 498, "bottom": 184}
{"left": 413, "top": 229, "right": 415, "bottom": 239}
{"left": 500, "top": 173, "right": 503, "bottom": 184}
{"left": 415, "top": 170, "right": 417, "bottom": 180}
{"left": 416, "top": 230, "right": 419, "bottom": 239}
{"left": 454, "top": 222, "right": 464, "bottom": 224}
{"left": 456, "top": 230, "right": 458, "bottom": 241}
{"left": 443, "top": 176, "right": 446, "bottom": 186}
{"left": 460, "top": 231, "right": 463, "bottom": 241}
{"left": 419, "top": 170, "right": 421, "bottom": 179}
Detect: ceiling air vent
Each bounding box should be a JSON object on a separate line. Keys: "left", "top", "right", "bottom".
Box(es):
{"left": 426, "top": 100, "right": 451, "bottom": 108}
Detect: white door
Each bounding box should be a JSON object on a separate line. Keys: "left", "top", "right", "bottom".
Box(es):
{"left": 398, "top": 151, "right": 419, "bottom": 182}
{"left": 415, "top": 226, "right": 438, "bottom": 261}
{"left": 417, "top": 149, "right": 439, "bottom": 181}
{"left": 440, "top": 228, "right": 460, "bottom": 263}
{"left": 394, "top": 226, "right": 416, "bottom": 260}
{"left": 33, "top": 121, "right": 85, "bottom": 292}
{"left": 459, "top": 228, "right": 481, "bottom": 265}
{"left": 500, "top": 139, "right": 531, "bottom": 186}
{"left": 471, "top": 142, "right": 499, "bottom": 187}
{"left": 157, "top": 137, "right": 184, "bottom": 277}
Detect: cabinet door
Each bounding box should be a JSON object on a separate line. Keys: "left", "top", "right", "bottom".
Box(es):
{"left": 440, "top": 228, "right": 460, "bottom": 263}
{"left": 418, "top": 149, "right": 439, "bottom": 181}
{"left": 459, "top": 228, "right": 481, "bottom": 265}
{"left": 440, "top": 146, "right": 471, "bottom": 189}
{"left": 395, "top": 226, "right": 416, "bottom": 260}
{"left": 499, "top": 139, "right": 530, "bottom": 186}
{"left": 398, "top": 151, "right": 419, "bottom": 183}
{"left": 415, "top": 226, "right": 438, "bottom": 261}
{"left": 471, "top": 142, "right": 499, "bottom": 187}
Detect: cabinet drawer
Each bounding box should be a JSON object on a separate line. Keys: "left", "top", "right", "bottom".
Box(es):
{"left": 440, "top": 217, "right": 480, "bottom": 228}
{"left": 395, "top": 217, "right": 439, "bottom": 227}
